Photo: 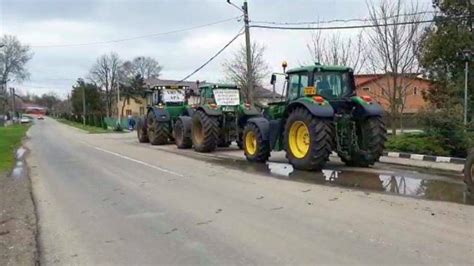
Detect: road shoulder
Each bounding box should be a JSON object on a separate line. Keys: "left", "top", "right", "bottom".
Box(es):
{"left": 0, "top": 144, "right": 39, "bottom": 265}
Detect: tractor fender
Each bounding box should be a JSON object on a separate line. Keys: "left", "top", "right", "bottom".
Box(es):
{"left": 177, "top": 116, "right": 192, "bottom": 138}
{"left": 197, "top": 106, "right": 222, "bottom": 116}
{"left": 287, "top": 99, "right": 334, "bottom": 118}
{"left": 246, "top": 117, "right": 270, "bottom": 141}
{"left": 241, "top": 105, "right": 261, "bottom": 116}
{"left": 148, "top": 106, "right": 171, "bottom": 122}
{"left": 351, "top": 98, "right": 384, "bottom": 118}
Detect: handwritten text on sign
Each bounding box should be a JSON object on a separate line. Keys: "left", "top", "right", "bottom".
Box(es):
{"left": 213, "top": 89, "right": 240, "bottom": 106}
{"left": 163, "top": 89, "right": 185, "bottom": 103}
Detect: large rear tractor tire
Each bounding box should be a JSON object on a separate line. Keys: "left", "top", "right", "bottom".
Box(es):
{"left": 191, "top": 110, "right": 219, "bottom": 152}
{"left": 147, "top": 112, "right": 170, "bottom": 145}
{"left": 284, "top": 107, "right": 332, "bottom": 170}
{"left": 136, "top": 117, "right": 149, "bottom": 143}
{"left": 340, "top": 116, "right": 387, "bottom": 167}
{"left": 174, "top": 117, "right": 192, "bottom": 149}
{"left": 243, "top": 123, "right": 270, "bottom": 162}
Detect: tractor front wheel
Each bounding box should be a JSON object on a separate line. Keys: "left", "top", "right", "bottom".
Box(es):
{"left": 147, "top": 112, "right": 170, "bottom": 145}
{"left": 191, "top": 110, "right": 219, "bottom": 152}
{"left": 284, "top": 108, "right": 332, "bottom": 170}
{"left": 341, "top": 116, "right": 386, "bottom": 167}
{"left": 136, "top": 117, "right": 149, "bottom": 143}
{"left": 243, "top": 123, "right": 270, "bottom": 162}
{"left": 174, "top": 117, "right": 192, "bottom": 149}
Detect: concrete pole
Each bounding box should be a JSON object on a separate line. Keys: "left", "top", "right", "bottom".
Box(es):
{"left": 117, "top": 84, "right": 121, "bottom": 128}
{"left": 82, "top": 85, "right": 86, "bottom": 125}
{"left": 10, "top": 87, "right": 16, "bottom": 122}
{"left": 243, "top": 0, "right": 253, "bottom": 104}
{"left": 464, "top": 60, "right": 469, "bottom": 126}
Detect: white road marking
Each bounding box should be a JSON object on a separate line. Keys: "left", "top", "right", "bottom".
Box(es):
{"left": 81, "top": 142, "right": 185, "bottom": 178}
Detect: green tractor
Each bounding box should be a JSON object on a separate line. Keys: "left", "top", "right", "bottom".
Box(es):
{"left": 243, "top": 62, "right": 387, "bottom": 170}
{"left": 136, "top": 85, "right": 195, "bottom": 145}
{"left": 173, "top": 83, "right": 260, "bottom": 152}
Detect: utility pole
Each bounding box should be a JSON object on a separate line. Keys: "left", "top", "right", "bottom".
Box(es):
{"left": 82, "top": 85, "right": 86, "bottom": 125}
{"left": 465, "top": 60, "right": 469, "bottom": 126}
{"left": 227, "top": 0, "right": 253, "bottom": 103}
{"left": 459, "top": 48, "right": 472, "bottom": 126}
{"left": 117, "top": 83, "right": 121, "bottom": 129}
{"left": 242, "top": 0, "right": 253, "bottom": 104}
{"left": 10, "top": 87, "right": 16, "bottom": 121}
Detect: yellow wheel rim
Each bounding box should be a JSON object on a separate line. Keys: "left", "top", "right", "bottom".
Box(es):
{"left": 245, "top": 131, "right": 257, "bottom": 155}
{"left": 288, "top": 121, "right": 310, "bottom": 158}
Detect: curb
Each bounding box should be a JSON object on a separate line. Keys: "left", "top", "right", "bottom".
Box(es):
{"left": 382, "top": 151, "right": 466, "bottom": 165}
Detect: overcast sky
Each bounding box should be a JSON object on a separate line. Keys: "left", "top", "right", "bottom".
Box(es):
{"left": 1, "top": 0, "right": 432, "bottom": 98}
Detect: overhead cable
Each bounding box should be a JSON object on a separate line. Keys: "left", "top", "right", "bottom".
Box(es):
{"left": 250, "top": 16, "right": 472, "bottom": 31}
{"left": 250, "top": 11, "right": 437, "bottom": 26}
{"left": 176, "top": 28, "right": 244, "bottom": 83}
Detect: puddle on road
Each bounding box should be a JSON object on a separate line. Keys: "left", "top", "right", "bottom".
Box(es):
{"left": 155, "top": 147, "right": 472, "bottom": 205}
{"left": 201, "top": 156, "right": 473, "bottom": 206}
{"left": 11, "top": 147, "right": 28, "bottom": 180}
{"left": 16, "top": 147, "right": 26, "bottom": 160}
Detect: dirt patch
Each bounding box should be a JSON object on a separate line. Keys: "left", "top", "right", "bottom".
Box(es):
{"left": 0, "top": 151, "right": 39, "bottom": 265}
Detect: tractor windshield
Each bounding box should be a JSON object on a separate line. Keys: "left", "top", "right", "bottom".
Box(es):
{"left": 314, "top": 72, "right": 352, "bottom": 100}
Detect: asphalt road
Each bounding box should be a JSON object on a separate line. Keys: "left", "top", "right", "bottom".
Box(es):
{"left": 28, "top": 118, "right": 474, "bottom": 265}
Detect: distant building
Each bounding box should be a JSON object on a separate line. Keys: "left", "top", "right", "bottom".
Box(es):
{"left": 21, "top": 103, "right": 47, "bottom": 115}
{"left": 355, "top": 74, "right": 431, "bottom": 114}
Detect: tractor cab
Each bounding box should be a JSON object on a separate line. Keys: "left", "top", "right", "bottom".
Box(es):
{"left": 146, "top": 85, "right": 189, "bottom": 107}
{"left": 283, "top": 64, "right": 356, "bottom": 103}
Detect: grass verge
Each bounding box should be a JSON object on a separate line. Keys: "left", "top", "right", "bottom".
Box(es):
{"left": 56, "top": 118, "right": 114, "bottom": 134}
{"left": 0, "top": 124, "right": 30, "bottom": 172}
{"left": 386, "top": 133, "right": 450, "bottom": 156}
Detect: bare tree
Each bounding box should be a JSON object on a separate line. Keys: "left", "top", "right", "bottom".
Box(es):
{"left": 366, "top": 0, "right": 426, "bottom": 134}
{"left": 222, "top": 42, "right": 270, "bottom": 102}
{"left": 122, "top": 56, "right": 162, "bottom": 80}
{"left": 89, "top": 52, "right": 121, "bottom": 117}
{"left": 307, "top": 30, "right": 365, "bottom": 73}
{"left": 0, "top": 35, "right": 33, "bottom": 114}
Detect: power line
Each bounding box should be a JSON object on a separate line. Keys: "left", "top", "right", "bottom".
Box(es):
{"left": 250, "top": 16, "right": 472, "bottom": 31}
{"left": 31, "top": 16, "right": 242, "bottom": 48}
{"left": 250, "top": 11, "right": 437, "bottom": 26}
{"left": 176, "top": 28, "right": 244, "bottom": 83}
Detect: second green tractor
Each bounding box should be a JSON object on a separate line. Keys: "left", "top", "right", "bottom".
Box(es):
{"left": 173, "top": 84, "right": 260, "bottom": 152}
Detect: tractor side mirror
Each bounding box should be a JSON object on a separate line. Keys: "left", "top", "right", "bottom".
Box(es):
{"left": 270, "top": 74, "right": 277, "bottom": 85}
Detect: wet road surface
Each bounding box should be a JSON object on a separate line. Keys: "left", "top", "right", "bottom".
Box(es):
{"left": 28, "top": 118, "right": 474, "bottom": 265}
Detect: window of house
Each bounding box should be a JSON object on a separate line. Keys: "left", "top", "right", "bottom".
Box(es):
{"left": 126, "top": 109, "right": 132, "bottom": 116}
{"left": 139, "top": 107, "right": 145, "bottom": 116}
{"left": 126, "top": 98, "right": 130, "bottom": 105}
{"left": 363, "top": 87, "right": 370, "bottom": 92}
{"left": 413, "top": 87, "right": 417, "bottom": 95}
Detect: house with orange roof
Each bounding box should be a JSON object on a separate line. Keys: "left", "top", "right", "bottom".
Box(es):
{"left": 355, "top": 74, "right": 431, "bottom": 114}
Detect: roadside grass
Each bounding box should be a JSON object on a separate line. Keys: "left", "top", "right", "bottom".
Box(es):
{"left": 0, "top": 124, "right": 30, "bottom": 172}
{"left": 56, "top": 118, "right": 111, "bottom": 134}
